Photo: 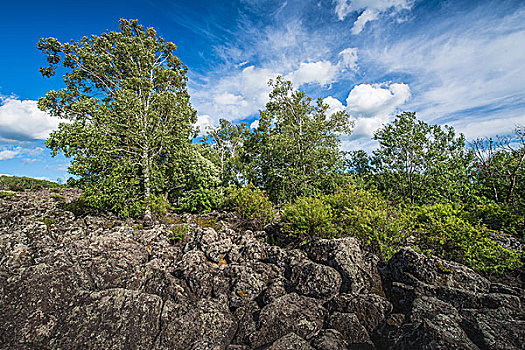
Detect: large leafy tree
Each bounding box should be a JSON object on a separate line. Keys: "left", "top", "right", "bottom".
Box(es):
{"left": 202, "top": 118, "right": 250, "bottom": 186}
{"left": 243, "top": 77, "right": 353, "bottom": 203}
{"left": 38, "top": 19, "right": 196, "bottom": 218}
{"left": 372, "top": 112, "right": 470, "bottom": 204}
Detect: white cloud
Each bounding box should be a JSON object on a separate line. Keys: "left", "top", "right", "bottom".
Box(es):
{"left": 347, "top": 83, "right": 411, "bottom": 118}
{"left": 334, "top": 0, "right": 414, "bottom": 33}
{"left": 214, "top": 93, "right": 248, "bottom": 106}
{"left": 323, "top": 96, "right": 346, "bottom": 116}
{"left": 0, "top": 98, "right": 62, "bottom": 141}
{"left": 0, "top": 146, "right": 43, "bottom": 161}
{"left": 324, "top": 82, "right": 411, "bottom": 142}
{"left": 286, "top": 61, "right": 339, "bottom": 86}
{"left": 366, "top": 6, "right": 525, "bottom": 136}
{"left": 338, "top": 47, "right": 359, "bottom": 70}
{"left": 351, "top": 9, "right": 379, "bottom": 34}
{"left": 194, "top": 115, "right": 215, "bottom": 135}
{"left": 0, "top": 148, "right": 22, "bottom": 161}
{"left": 250, "top": 119, "right": 259, "bottom": 129}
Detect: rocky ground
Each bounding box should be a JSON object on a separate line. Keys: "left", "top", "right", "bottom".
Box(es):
{"left": 0, "top": 189, "right": 524, "bottom": 349}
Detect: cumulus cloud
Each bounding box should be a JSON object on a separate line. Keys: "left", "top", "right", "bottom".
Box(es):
{"left": 250, "top": 119, "right": 259, "bottom": 129}
{"left": 0, "top": 98, "right": 61, "bottom": 141}
{"left": 286, "top": 61, "right": 339, "bottom": 86}
{"left": 323, "top": 96, "right": 346, "bottom": 116}
{"left": 347, "top": 83, "right": 411, "bottom": 118}
{"left": 324, "top": 82, "right": 411, "bottom": 143}
{"left": 334, "top": 0, "right": 414, "bottom": 33}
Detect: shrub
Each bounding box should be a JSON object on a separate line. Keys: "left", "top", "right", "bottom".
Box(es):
{"left": 148, "top": 194, "right": 172, "bottom": 216}
{"left": 281, "top": 196, "right": 338, "bottom": 239}
{"left": 0, "top": 190, "right": 17, "bottom": 199}
{"left": 323, "top": 185, "right": 409, "bottom": 259}
{"left": 413, "top": 203, "right": 523, "bottom": 272}
{"left": 175, "top": 150, "right": 223, "bottom": 213}
{"left": 463, "top": 202, "right": 524, "bottom": 241}
{"left": 225, "top": 184, "right": 277, "bottom": 229}
{"left": 0, "top": 175, "right": 60, "bottom": 191}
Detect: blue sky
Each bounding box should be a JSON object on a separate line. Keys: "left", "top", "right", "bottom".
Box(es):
{"left": 1, "top": 0, "right": 524, "bottom": 181}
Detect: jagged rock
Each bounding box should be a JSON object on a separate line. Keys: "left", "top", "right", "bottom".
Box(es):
{"left": 326, "top": 293, "right": 392, "bottom": 335}
{"left": 326, "top": 312, "right": 374, "bottom": 349}
{"left": 56, "top": 288, "right": 164, "bottom": 349}
{"left": 251, "top": 293, "right": 327, "bottom": 348}
{"left": 291, "top": 261, "right": 342, "bottom": 299}
{"left": 267, "top": 333, "right": 314, "bottom": 350}
{"left": 380, "top": 247, "right": 525, "bottom": 350}
{"left": 310, "top": 329, "right": 349, "bottom": 350}
{"left": 303, "top": 237, "right": 382, "bottom": 294}
{"left": 1, "top": 190, "right": 524, "bottom": 349}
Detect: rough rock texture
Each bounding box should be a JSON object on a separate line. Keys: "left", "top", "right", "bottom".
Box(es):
{"left": 1, "top": 189, "right": 524, "bottom": 349}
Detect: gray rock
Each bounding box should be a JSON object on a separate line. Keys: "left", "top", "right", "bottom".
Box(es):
{"left": 311, "top": 329, "right": 349, "bottom": 350}
{"left": 252, "top": 293, "right": 327, "bottom": 348}
{"left": 291, "top": 261, "right": 342, "bottom": 299}
{"left": 267, "top": 333, "right": 315, "bottom": 350}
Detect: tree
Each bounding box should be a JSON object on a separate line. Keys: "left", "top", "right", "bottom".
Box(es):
{"left": 242, "top": 77, "right": 353, "bottom": 203}
{"left": 372, "top": 112, "right": 470, "bottom": 204}
{"left": 202, "top": 118, "right": 250, "bottom": 185}
{"left": 38, "top": 19, "right": 196, "bottom": 219}
{"left": 471, "top": 126, "right": 525, "bottom": 207}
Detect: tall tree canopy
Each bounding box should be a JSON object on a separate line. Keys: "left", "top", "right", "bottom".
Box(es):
{"left": 372, "top": 112, "right": 470, "bottom": 204}
{"left": 38, "top": 19, "right": 196, "bottom": 218}
{"left": 242, "top": 77, "right": 353, "bottom": 203}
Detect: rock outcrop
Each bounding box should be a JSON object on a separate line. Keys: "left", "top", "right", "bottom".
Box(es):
{"left": 0, "top": 189, "right": 523, "bottom": 349}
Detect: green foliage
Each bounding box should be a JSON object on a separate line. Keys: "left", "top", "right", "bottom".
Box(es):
{"left": 464, "top": 202, "right": 524, "bottom": 240}
{"left": 412, "top": 203, "right": 523, "bottom": 272}
{"left": 242, "top": 76, "right": 353, "bottom": 204}
{"left": 373, "top": 112, "right": 470, "bottom": 204}
{"left": 471, "top": 127, "right": 525, "bottom": 209}
{"left": 225, "top": 184, "right": 277, "bottom": 229}
{"left": 281, "top": 196, "right": 338, "bottom": 239}
{"left": 0, "top": 175, "right": 60, "bottom": 191}
{"left": 147, "top": 194, "right": 171, "bottom": 216}
{"left": 323, "top": 185, "right": 409, "bottom": 259}
{"left": 0, "top": 190, "right": 17, "bottom": 199}
{"left": 174, "top": 148, "right": 223, "bottom": 213}
{"left": 170, "top": 224, "right": 189, "bottom": 243}
{"left": 38, "top": 19, "right": 196, "bottom": 218}
{"left": 202, "top": 119, "right": 250, "bottom": 185}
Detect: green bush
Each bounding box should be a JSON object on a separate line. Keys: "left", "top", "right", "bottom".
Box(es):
{"left": 148, "top": 194, "right": 172, "bottom": 216}
{"left": 323, "top": 185, "right": 409, "bottom": 259}
{"left": 175, "top": 150, "right": 223, "bottom": 213}
{"left": 463, "top": 202, "right": 524, "bottom": 240}
{"left": 0, "top": 190, "right": 17, "bottom": 199}
{"left": 225, "top": 184, "right": 277, "bottom": 229}
{"left": 413, "top": 203, "right": 523, "bottom": 272}
{"left": 281, "top": 196, "right": 338, "bottom": 239}
{"left": 0, "top": 175, "right": 60, "bottom": 191}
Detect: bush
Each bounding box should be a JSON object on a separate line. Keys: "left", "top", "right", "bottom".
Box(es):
{"left": 463, "top": 202, "right": 524, "bottom": 241}
{"left": 175, "top": 150, "right": 223, "bottom": 213}
{"left": 281, "top": 196, "right": 338, "bottom": 239}
{"left": 225, "top": 184, "right": 277, "bottom": 229}
{"left": 323, "top": 185, "right": 409, "bottom": 259}
{"left": 0, "top": 175, "right": 60, "bottom": 191}
{"left": 413, "top": 203, "right": 523, "bottom": 272}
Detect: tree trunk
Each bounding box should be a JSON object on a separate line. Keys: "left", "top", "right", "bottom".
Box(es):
{"left": 143, "top": 147, "right": 153, "bottom": 224}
